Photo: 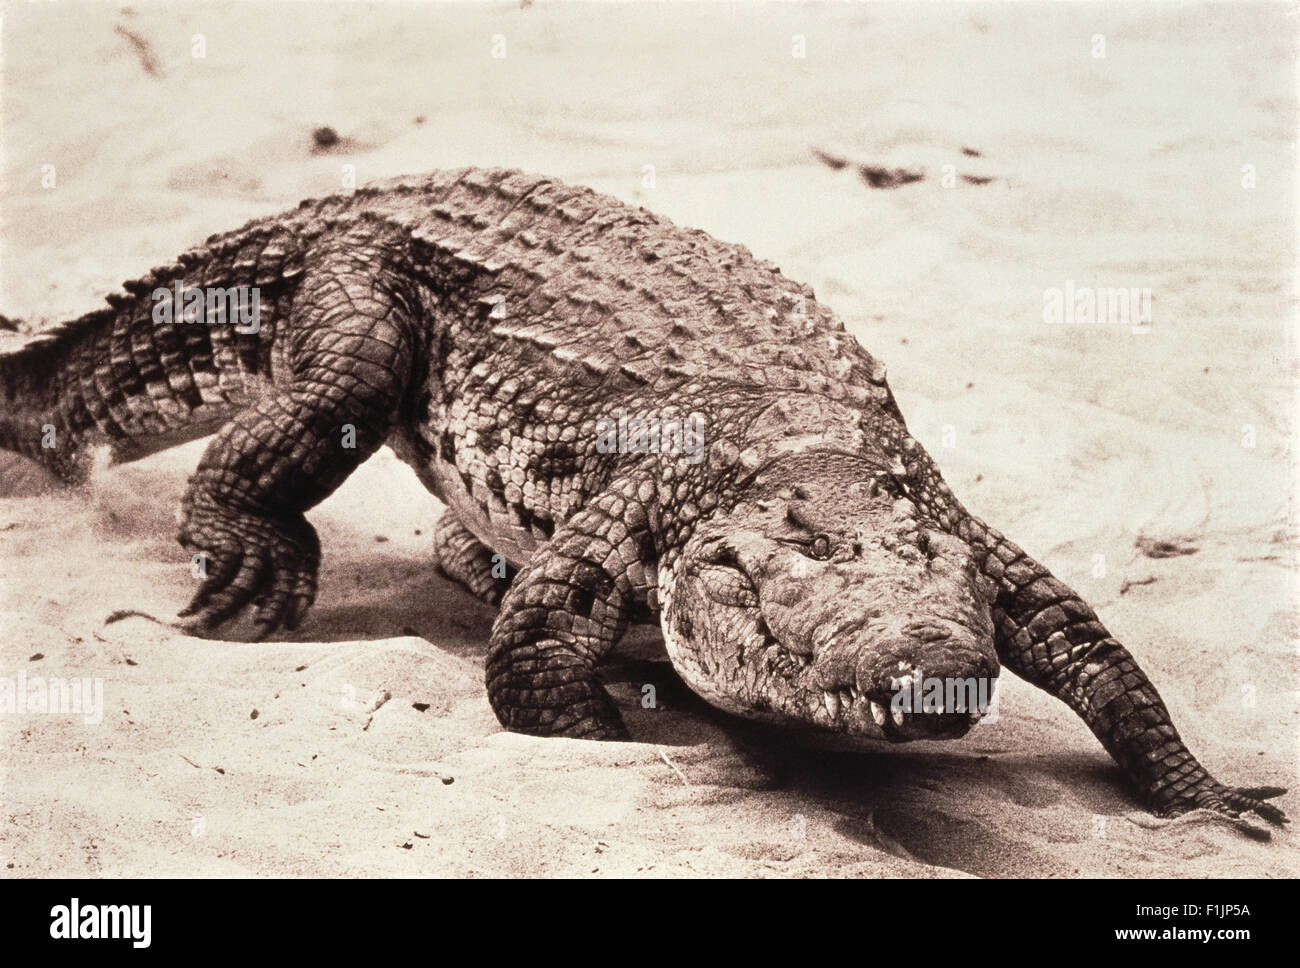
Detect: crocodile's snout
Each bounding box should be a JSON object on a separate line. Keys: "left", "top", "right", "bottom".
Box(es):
{"left": 810, "top": 613, "right": 999, "bottom": 740}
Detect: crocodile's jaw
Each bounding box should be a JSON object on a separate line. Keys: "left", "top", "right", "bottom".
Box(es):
{"left": 660, "top": 574, "right": 999, "bottom": 741}
{"left": 657, "top": 606, "right": 966, "bottom": 741}
{"left": 658, "top": 610, "right": 768, "bottom": 721}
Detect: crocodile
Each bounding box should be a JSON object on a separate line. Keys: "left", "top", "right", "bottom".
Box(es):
{"left": 0, "top": 167, "right": 1286, "bottom": 835}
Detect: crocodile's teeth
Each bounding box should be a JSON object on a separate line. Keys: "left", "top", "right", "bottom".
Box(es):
{"left": 816, "top": 686, "right": 837, "bottom": 717}
{"left": 823, "top": 691, "right": 841, "bottom": 719}
{"left": 891, "top": 705, "right": 905, "bottom": 727}
{"left": 870, "top": 701, "right": 887, "bottom": 726}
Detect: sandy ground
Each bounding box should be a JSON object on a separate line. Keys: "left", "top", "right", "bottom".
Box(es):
{"left": 0, "top": 2, "right": 1296, "bottom": 877}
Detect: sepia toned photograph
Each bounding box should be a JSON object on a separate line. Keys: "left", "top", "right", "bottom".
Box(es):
{"left": 0, "top": 0, "right": 1295, "bottom": 898}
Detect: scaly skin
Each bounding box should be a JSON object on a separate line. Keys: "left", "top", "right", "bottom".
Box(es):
{"left": 0, "top": 167, "right": 1285, "bottom": 835}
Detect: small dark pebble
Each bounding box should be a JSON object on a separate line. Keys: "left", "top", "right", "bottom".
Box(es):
{"left": 440, "top": 776, "right": 454, "bottom": 786}
{"left": 214, "top": 767, "right": 225, "bottom": 775}
{"left": 1136, "top": 536, "right": 1198, "bottom": 559}
{"left": 413, "top": 831, "right": 430, "bottom": 839}
{"left": 28, "top": 653, "right": 43, "bottom": 661}
{"left": 962, "top": 146, "right": 983, "bottom": 157}
{"left": 411, "top": 702, "right": 430, "bottom": 712}
{"left": 374, "top": 535, "right": 388, "bottom": 543}
{"left": 250, "top": 709, "right": 259, "bottom": 720}
{"left": 414, "top": 528, "right": 422, "bottom": 535}
{"left": 399, "top": 841, "right": 413, "bottom": 849}
{"left": 811, "top": 147, "right": 848, "bottom": 171}
{"left": 312, "top": 126, "right": 339, "bottom": 148}
{"left": 858, "top": 165, "right": 924, "bottom": 189}
{"left": 414, "top": 116, "right": 426, "bottom": 125}
{"left": 125, "top": 658, "right": 138, "bottom": 666}
{"left": 295, "top": 665, "right": 307, "bottom": 672}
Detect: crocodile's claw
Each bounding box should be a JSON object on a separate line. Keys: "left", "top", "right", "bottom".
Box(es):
{"left": 1156, "top": 781, "right": 1288, "bottom": 840}
{"left": 176, "top": 499, "right": 320, "bottom": 639}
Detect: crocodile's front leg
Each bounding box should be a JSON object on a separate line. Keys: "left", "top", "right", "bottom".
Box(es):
{"left": 894, "top": 439, "right": 1287, "bottom": 833}
{"left": 178, "top": 256, "right": 415, "bottom": 638}
{"left": 982, "top": 534, "right": 1287, "bottom": 834}
{"left": 485, "top": 481, "right": 652, "bottom": 739}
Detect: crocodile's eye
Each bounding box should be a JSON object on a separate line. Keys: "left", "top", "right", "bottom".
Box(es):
{"left": 809, "top": 534, "right": 833, "bottom": 560}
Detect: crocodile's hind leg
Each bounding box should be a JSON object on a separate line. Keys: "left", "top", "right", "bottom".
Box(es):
{"left": 177, "top": 254, "right": 416, "bottom": 638}
{"left": 432, "top": 513, "right": 515, "bottom": 606}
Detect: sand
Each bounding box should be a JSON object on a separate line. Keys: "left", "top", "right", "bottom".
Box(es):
{"left": 0, "top": 1, "right": 1296, "bottom": 877}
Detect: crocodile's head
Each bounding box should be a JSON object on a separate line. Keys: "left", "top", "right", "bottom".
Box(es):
{"left": 661, "top": 452, "right": 999, "bottom": 740}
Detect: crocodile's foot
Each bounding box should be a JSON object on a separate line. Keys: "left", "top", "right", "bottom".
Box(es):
{"left": 1155, "top": 780, "right": 1288, "bottom": 840}
{"left": 490, "top": 670, "right": 632, "bottom": 740}
{"left": 176, "top": 499, "right": 320, "bottom": 639}
{"left": 487, "top": 646, "right": 632, "bottom": 740}
{"left": 432, "top": 513, "right": 514, "bottom": 607}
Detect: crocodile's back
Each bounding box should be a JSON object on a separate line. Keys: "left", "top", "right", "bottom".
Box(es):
{"left": 306, "top": 169, "right": 904, "bottom": 562}
{"left": 298, "top": 168, "right": 893, "bottom": 406}
{"left": 35, "top": 166, "right": 895, "bottom": 412}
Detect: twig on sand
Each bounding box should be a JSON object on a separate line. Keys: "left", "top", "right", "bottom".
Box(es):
{"left": 103, "top": 609, "right": 168, "bottom": 627}
{"left": 114, "top": 25, "right": 162, "bottom": 78}
{"left": 659, "top": 750, "right": 690, "bottom": 788}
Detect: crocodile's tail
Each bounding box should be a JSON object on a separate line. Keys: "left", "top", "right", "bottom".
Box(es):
{"left": 0, "top": 316, "right": 92, "bottom": 480}
{"left": 0, "top": 295, "right": 251, "bottom": 482}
